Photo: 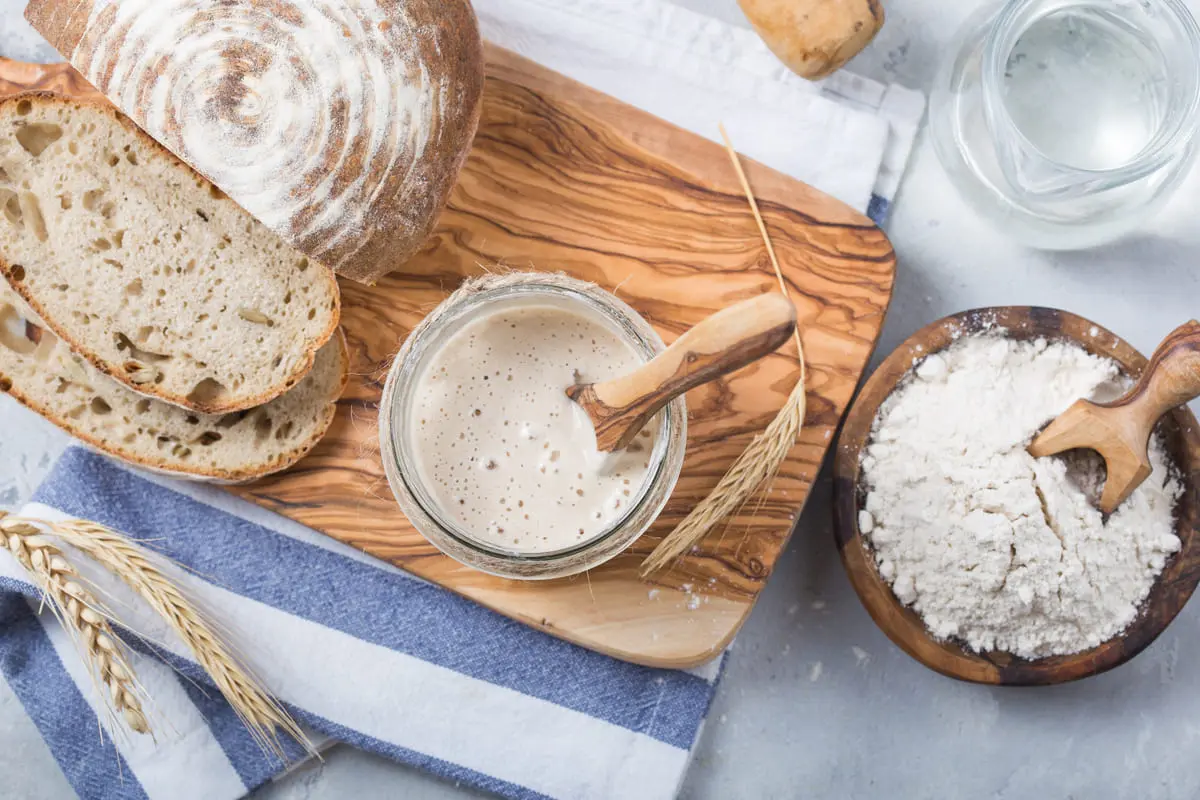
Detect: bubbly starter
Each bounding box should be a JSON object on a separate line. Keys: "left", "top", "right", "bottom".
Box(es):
{"left": 409, "top": 299, "right": 656, "bottom": 553}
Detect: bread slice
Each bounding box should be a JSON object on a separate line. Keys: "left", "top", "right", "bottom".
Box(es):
{"left": 0, "top": 280, "right": 347, "bottom": 482}
{"left": 0, "top": 93, "right": 341, "bottom": 413}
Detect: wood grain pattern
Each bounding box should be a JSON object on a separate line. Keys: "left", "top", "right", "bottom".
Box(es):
{"left": 0, "top": 47, "right": 896, "bottom": 668}
{"left": 1126, "top": 321, "right": 1200, "bottom": 412}
{"left": 0, "top": 59, "right": 101, "bottom": 101}
{"left": 834, "top": 307, "right": 1200, "bottom": 685}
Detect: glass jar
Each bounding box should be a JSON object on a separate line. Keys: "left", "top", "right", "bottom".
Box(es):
{"left": 379, "top": 273, "right": 687, "bottom": 580}
{"left": 930, "top": 0, "right": 1200, "bottom": 249}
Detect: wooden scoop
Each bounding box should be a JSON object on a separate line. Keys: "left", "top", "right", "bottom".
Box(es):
{"left": 567, "top": 293, "right": 797, "bottom": 452}
{"left": 1029, "top": 320, "right": 1200, "bottom": 513}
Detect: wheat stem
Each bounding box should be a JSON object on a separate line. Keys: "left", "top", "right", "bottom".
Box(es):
{"left": 34, "top": 517, "right": 315, "bottom": 760}
{"left": 0, "top": 511, "right": 149, "bottom": 734}
{"left": 2, "top": 511, "right": 314, "bottom": 759}
{"left": 640, "top": 126, "right": 808, "bottom": 575}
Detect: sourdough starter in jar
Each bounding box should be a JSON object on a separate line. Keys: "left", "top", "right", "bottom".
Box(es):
{"left": 409, "top": 300, "right": 656, "bottom": 553}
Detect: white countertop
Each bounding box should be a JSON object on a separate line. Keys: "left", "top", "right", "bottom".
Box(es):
{"left": 3, "top": 1, "right": 1200, "bottom": 798}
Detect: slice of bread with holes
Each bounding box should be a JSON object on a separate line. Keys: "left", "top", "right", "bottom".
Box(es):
{"left": 0, "top": 280, "right": 347, "bottom": 482}
{"left": 0, "top": 93, "right": 341, "bottom": 413}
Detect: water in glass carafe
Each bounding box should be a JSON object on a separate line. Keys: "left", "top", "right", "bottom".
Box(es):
{"left": 930, "top": 0, "right": 1200, "bottom": 249}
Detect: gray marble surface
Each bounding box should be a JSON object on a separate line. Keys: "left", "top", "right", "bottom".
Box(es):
{"left": 4, "top": 0, "right": 1200, "bottom": 798}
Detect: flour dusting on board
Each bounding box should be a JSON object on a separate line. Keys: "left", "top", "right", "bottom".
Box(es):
{"left": 860, "top": 335, "right": 1181, "bottom": 659}
{"left": 71, "top": 0, "right": 436, "bottom": 269}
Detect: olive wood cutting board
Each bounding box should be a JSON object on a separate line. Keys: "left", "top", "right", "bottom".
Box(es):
{"left": 0, "top": 45, "right": 895, "bottom": 668}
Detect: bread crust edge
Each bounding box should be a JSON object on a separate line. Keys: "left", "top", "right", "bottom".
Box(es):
{"left": 0, "top": 328, "right": 349, "bottom": 483}
{"left": 296, "top": 0, "right": 486, "bottom": 285}
{"left": 0, "top": 91, "right": 342, "bottom": 414}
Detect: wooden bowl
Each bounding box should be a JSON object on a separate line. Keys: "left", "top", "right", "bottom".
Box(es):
{"left": 833, "top": 307, "right": 1200, "bottom": 685}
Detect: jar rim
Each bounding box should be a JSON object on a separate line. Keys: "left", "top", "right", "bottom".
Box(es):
{"left": 378, "top": 273, "right": 687, "bottom": 579}
{"left": 981, "top": 0, "right": 1200, "bottom": 187}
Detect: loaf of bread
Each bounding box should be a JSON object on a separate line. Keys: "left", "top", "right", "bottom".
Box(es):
{"left": 25, "top": 0, "right": 485, "bottom": 285}
{"left": 0, "top": 280, "right": 347, "bottom": 482}
{"left": 0, "top": 93, "right": 341, "bottom": 413}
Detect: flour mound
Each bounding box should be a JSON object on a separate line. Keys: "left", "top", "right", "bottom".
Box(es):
{"left": 860, "top": 335, "right": 1181, "bottom": 659}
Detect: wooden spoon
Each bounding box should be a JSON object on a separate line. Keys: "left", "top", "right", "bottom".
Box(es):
{"left": 1029, "top": 320, "right": 1200, "bottom": 513}
{"left": 567, "top": 293, "right": 797, "bottom": 452}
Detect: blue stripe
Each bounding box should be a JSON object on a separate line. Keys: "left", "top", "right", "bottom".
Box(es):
{"left": 0, "top": 573, "right": 39, "bottom": 601}
{"left": 148, "top": 646, "right": 552, "bottom": 800}
{"left": 0, "top": 587, "right": 149, "bottom": 800}
{"left": 174, "top": 671, "right": 307, "bottom": 790}
{"left": 33, "top": 449, "right": 715, "bottom": 751}
{"left": 867, "top": 193, "right": 891, "bottom": 226}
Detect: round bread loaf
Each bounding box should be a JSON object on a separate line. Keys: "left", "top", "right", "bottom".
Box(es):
{"left": 25, "top": 0, "right": 485, "bottom": 284}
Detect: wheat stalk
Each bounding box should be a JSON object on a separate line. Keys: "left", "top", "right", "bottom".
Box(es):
{"left": 640, "top": 125, "right": 807, "bottom": 575}
{"left": 2, "top": 512, "right": 314, "bottom": 759}
{"left": 30, "top": 517, "right": 316, "bottom": 760}
{"left": 0, "top": 511, "right": 149, "bottom": 734}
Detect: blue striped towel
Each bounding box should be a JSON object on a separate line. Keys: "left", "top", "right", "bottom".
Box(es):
{"left": 1, "top": 448, "right": 724, "bottom": 800}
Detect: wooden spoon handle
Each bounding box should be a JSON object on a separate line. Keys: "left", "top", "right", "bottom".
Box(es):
{"left": 572, "top": 293, "right": 797, "bottom": 450}
{"left": 1115, "top": 320, "right": 1200, "bottom": 425}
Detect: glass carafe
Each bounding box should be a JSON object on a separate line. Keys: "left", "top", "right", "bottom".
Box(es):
{"left": 930, "top": 0, "right": 1200, "bottom": 249}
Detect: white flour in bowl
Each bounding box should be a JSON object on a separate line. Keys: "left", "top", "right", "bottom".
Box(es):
{"left": 859, "top": 335, "right": 1181, "bottom": 659}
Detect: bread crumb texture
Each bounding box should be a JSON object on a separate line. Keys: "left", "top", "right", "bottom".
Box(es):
{"left": 0, "top": 279, "right": 345, "bottom": 481}
{"left": 0, "top": 95, "right": 339, "bottom": 412}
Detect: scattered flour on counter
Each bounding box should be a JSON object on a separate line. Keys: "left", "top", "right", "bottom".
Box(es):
{"left": 859, "top": 335, "right": 1181, "bottom": 659}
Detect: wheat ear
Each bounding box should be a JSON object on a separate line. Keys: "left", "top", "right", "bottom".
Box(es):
{"left": 641, "top": 125, "right": 807, "bottom": 575}
{"left": 0, "top": 512, "right": 149, "bottom": 734}
{"left": 30, "top": 517, "right": 316, "bottom": 760}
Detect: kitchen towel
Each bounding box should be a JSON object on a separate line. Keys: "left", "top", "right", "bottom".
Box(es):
{"left": 1, "top": 449, "right": 724, "bottom": 800}
{"left": 0, "top": 1, "right": 924, "bottom": 799}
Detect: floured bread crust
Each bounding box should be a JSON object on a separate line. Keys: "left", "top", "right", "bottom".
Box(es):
{"left": 26, "top": 0, "right": 485, "bottom": 284}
